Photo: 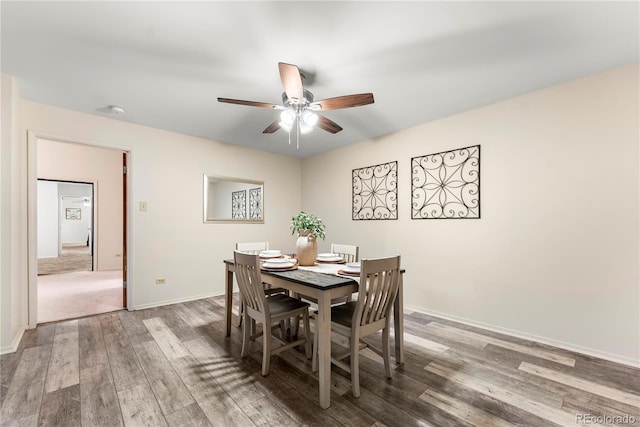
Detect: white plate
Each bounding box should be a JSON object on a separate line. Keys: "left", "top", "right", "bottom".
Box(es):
{"left": 343, "top": 262, "right": 361, "bottom": 273}
{"left": 317, "top": 256, "right": 344, "bottom": 262}
{"left": 263, "top": 257, "right": 291, "bottom": 264}
{"left": 317, "top": 253, "right": 338, "bottom": 258}
{"left": 259, "top": 250, "right": 281, "bottom": 258}
{"left": 263, "top": 261, "right": 295, "bottom": 269}
{"left": 317, "top": 253, "right": 344, "bottom": 262}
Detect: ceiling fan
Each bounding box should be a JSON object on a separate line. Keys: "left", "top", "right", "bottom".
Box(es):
{"left": 218, "top": 62, "right": 374, "bottom": 148}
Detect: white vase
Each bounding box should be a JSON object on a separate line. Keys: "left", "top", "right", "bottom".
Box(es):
{"left": 296, "top": 231, "right": 318, "bottom": 266}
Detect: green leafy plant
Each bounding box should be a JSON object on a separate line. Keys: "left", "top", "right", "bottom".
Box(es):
{"left": 290, "top": 211, "right": 326, "bottom": 240}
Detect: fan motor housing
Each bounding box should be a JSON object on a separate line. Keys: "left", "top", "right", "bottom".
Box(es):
{"left": 282, "top": 89, "right": 314, "bottom": 106}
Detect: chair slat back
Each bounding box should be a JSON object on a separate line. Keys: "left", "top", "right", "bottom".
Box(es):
{"left": 234, "top": 251, "right": 267, "bottom": 314}
{"left": 236, "top": 242, "right": 269, "bottom": 253}
{"left": 331, "top": 243, "right": 359, "bottom": 263}
{"left": 354, "top": 256, "right": 400, "bottom": 327}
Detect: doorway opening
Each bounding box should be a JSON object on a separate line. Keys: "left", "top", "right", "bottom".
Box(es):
{"left": 32, "top": 137, "right": 127, "bottom": 324}
{"left": 37, "top": 180, "right": 94, "bottom": 275}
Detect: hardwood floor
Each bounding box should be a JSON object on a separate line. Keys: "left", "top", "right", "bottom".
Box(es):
{"left": 1, "top": 294, "right": 638, "bottom": 426}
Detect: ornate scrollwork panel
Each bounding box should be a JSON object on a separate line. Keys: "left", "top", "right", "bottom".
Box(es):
{"left": 352, "top": 161, "right": 398, "bottom": 220}
{"left": 232, "top": 190, "right": 247, "bottom": 219}
{"left": 249, "top": 187, "right": 262, "bottom": 220}
{"left": 411, "top": 145, "right": 480, "bottom": 219}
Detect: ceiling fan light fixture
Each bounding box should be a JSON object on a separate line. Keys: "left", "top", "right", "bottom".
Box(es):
{"left": 218, "top": 62, "right": 375, "bottom": 148}
{"left": 301, "top": 110, "right": 318, "bottom": 127}
{"left": 280, "top": 109, "right": 295, "bottom": 126}
{"left": 278, "top": 120, "right": 292, "bottom": 132}
{"left": 299, "top": 120, "right": 313, "bottom": 134}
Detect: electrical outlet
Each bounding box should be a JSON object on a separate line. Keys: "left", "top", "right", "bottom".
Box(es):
{"left": 155, "top": 278, "right": 166, "bottom": 285}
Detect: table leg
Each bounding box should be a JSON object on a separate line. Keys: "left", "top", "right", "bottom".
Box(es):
{"left": 393, "top": 272, "right": 404, "bottom": 364}
{"left": 317, "top": 292, "right": 332, "bottom": 409}
{"left": 225, "top": 264, "right": 233, "bottom": 337}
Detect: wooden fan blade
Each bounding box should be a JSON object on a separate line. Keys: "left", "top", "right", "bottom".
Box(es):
{"left": 313, "top": 93, "right": 374, "bottom": 110}
{"left": 262, "top": 120, "right": 281, "bottom": 134}
{"left": 278, "top": 62, "right": 304, "bottom": 102}
{"left": 317, "top": 115, "right": 343, "bottom": 134}
{"left": 217, "top": 98, "right": 279, "bottom": 109}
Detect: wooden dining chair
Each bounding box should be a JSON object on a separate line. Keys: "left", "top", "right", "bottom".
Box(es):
{"left": 300, "top": 243, "right": 360, "bottom": 311}
{"left": 236, "top": 242, "right": 269, "bottom": 253}
{"left": 234, "top": 242, "right": 286, "bottom": 327}
{"left": 329, "top": 243, "right": 359, "bottom": 304}
{"left": 331, "top": 243, "right": 359, "bottom": 263}
{"left": 234, "top": 251, "right": 312, "bottom": 376}
{"left": 312, "top": 255, "right": 401, "bottom": 397}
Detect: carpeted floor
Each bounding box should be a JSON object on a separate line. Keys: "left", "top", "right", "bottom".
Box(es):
{"left": 37, "top": 270, "right": 123, "bottom": 323}
{"left": 37, "top": 244, "right": 92, "bottom": 275}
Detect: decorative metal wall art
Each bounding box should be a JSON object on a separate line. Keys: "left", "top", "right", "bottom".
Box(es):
{"left": 352, "top": 161, "right": 398, "bottom": 220}
{"left": 249, "top": 187, "right": 262, "bottom": 220}
{"left": 411, "top": 145, "right": 480, "bottom": 219}
{"left": 232, "top": 190, "right": 246, "bottom": 219}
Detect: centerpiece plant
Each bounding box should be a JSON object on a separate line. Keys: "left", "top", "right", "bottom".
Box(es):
{"left": 290, "top": 211, "right": 326, "bottom": 265}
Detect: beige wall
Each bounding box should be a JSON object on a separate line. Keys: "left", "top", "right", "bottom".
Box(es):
{"left": 21, "top": 101, "right": 303, "bottom": 313}
{"left": 302, "top": 64, "right": 639, "bottom": 365}
{"left": 38, "top": 139, "right": 123, "bottom": 270}
{"left": 2, "top": 65, "right": 638, "bottom": 365}
{"left": 1, "top": 75, "right": 28, "bottom": 353}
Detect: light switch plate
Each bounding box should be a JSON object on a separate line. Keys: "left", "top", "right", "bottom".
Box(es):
{"left": 139, "top": 201, "right": 148, "bottom": 211}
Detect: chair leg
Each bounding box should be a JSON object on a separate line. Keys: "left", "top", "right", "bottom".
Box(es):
{"left": 303, "top": 310, "right": 311, "bottom": 359}
{"left": 236, "top": 296, "right": 244, "bottom": 327}
{"left": 291, "top": 315, "right": 299, "bottom": 338}
{"left": 279, "top": 320, "right": 287, "bottom": 340}
{"left": 382, "top": 326, "right": 391, "bottom": 378}
{"left": 351, "top": 337, "right": 360, "bottom": 398}
{"left": 241, "top": 312, "right": 250, "bottom": 358}
{"left": 292, "top": 316, "right": 302, "bottom": 339}
{"left": 262, "top": 321, "right": 272, "bottom": 376}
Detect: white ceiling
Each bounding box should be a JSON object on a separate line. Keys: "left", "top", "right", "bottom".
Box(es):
{"left": 2, "top": 1, "right": 638, "bottom": 158}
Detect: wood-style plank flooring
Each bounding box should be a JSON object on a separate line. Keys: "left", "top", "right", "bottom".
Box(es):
{"left": 1, "top": 294, "right": 639, "bottom": 426}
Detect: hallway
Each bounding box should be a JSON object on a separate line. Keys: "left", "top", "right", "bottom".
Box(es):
{"left": 37, "top": 270, "right": 123, "bottom": 323}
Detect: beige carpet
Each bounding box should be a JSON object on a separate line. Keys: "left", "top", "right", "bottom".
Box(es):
{"left": 38, "top": 270, "right": 123, "bottom": 324}
{"left": 38, "top": 244, "right": 92, "bottom": 275}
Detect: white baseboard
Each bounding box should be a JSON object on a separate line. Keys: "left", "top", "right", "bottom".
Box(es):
{"left": 132, "top": 291, "right": 224, "bottom": 311}
{"left": 0, "top": 326, "right": 25, "bottom": 355}
{"left": 406, "top": 305, "right": 640, "bottom": 369}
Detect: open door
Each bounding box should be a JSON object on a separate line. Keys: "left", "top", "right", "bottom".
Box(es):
{"left": 122, "top": 152, "right": 127, "bottom": 306}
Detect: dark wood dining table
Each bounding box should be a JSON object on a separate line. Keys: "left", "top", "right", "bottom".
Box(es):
{"left": 223, "top": 259, "right": 405, "bottom": 409}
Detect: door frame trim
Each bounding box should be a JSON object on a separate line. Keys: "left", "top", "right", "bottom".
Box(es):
{"left": 27, "top": 131, "right": 134, "bottom": 328}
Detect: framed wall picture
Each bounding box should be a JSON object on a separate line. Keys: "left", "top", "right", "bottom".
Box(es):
{"left": 411, "top": 145, "right": 480, "bottom": 219}
{"left": 231, "top": 190, "right": 247, "bottom": 219}
{"left": 249, "top": 187, "right": 263, "bottom": 220}
{"left": 352, "top": 161, "right": 398, "bottom": 220}
{"left": 65, "top": 207, "right": 81, "bottom": 220}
